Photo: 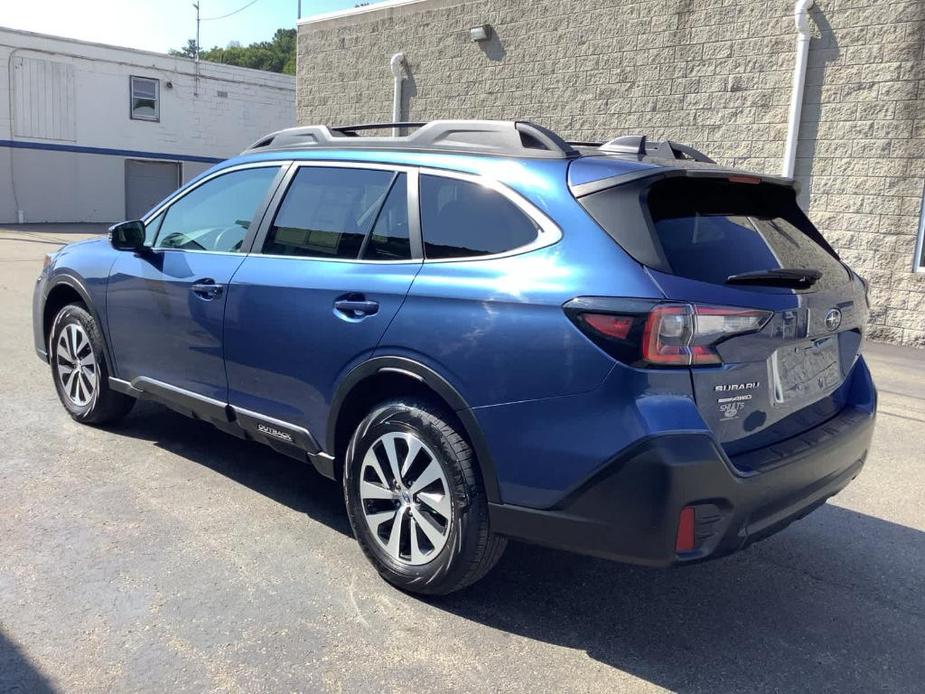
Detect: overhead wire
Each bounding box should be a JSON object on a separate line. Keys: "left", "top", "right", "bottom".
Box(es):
{"left": 201, "top": 0, "right": 261, "bottom": 21}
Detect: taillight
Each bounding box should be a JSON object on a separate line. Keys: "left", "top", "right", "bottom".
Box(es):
{"left": 581, "top": 313, "right": 634, "bottom": 340}
{"left": 856, "top": 272, "right": 870, "bottom": 309}
{"left": 642, "top": 305, "right": 696, "bottom": 365}
{"left": 643, "top": 304, "right": 771, "bottom": 366}
{"left": 565, "top": 299, "right": 771, "bottom": 368}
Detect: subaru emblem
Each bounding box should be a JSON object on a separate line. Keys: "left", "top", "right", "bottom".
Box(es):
{"left": 824, "top": 308, "right": 842, "bottom": 332}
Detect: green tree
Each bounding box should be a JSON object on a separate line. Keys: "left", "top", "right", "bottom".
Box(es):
{"left": 170, "top": 28, "right": 296, "bottom": 75}
{"left": 169, "top": 39, "right": 199, "bottom": 59}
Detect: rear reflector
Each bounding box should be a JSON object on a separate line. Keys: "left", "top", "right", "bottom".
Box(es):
{"left": 676, "top": 506, "right": 696, "bottom": 552}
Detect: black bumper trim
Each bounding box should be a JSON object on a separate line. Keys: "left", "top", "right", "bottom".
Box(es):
{"left": 489, "top": 406, "right": 874, "bottom": 567}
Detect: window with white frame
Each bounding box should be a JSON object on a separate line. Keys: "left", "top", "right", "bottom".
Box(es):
{"left": 130, "top": 76, "right": 159, "bottom": 121}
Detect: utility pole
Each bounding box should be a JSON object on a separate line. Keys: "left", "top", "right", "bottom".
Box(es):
{"left": 193, "top": 2, "right": 201, "bottom": 96}
{"left": 297, "top": 0, "right": 301, "bottom": 20}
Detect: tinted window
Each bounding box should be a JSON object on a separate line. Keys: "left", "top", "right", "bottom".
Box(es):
{"left": 363, "top": 175, "right": 411, "bottom": 260}
{"left": 420, "top": 175, "right": 539, "bottom": 259}
{"left": 264, "top": 167, "right": 396, "bottom": 259}
{"left": 154, "top": 167, "right": 279, "bottom": 252}
{"left": 645, "top": 178, "right": 849, "bottom": 290}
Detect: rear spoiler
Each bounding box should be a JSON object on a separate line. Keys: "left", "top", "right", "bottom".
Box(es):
{"left": 569, "top": 166, "right": 798, "bottom": 199}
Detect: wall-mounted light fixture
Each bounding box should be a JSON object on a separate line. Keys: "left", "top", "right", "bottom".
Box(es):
{"left": 469, "top": 24, "right": 490, "bottom": 42}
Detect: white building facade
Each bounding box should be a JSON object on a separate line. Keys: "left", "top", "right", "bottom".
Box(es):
{"left": 0, "top": 27, "right": 295, "bottom": 224}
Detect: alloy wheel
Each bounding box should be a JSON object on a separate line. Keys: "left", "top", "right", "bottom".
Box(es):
{"left": 359, "top": 431, "right": 452, "bottom": 566}
{"left": 56, "top": 323, "right": 97, "bottom": 407}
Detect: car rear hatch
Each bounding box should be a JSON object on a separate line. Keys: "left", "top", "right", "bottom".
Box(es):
{"left": 572, "top": 164, "right": 869, "bottom": 463}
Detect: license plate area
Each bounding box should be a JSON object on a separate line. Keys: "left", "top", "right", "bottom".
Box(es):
{"left": 770, "top": 335, "right": 841, "bottom": 405}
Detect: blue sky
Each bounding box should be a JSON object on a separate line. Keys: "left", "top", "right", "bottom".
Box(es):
{"left": 3, "top": 0, "right": 381, "bottom": 54}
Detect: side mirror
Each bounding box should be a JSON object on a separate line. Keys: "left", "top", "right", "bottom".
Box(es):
{"left": 109, "top": 220, "right": 147, "bottom": 252}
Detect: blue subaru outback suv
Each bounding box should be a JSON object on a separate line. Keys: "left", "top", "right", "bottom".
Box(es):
{"left": 34, "top": 120, "right": 876, "bottom": 594}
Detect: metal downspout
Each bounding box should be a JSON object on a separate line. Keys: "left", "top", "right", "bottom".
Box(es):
{"left": 390, "top": 53, "right": 405, "bottom": 137}
{"left": 782, "top": 0, "right": 815, "bottom": 179}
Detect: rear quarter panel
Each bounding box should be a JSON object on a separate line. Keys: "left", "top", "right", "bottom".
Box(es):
{"left": 377, "top": 183, "right": 662, "bottom": 407}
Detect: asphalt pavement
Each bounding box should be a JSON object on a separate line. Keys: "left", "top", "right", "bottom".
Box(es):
{"left": 1, "top": 224, "right": 923, "bottom": 693}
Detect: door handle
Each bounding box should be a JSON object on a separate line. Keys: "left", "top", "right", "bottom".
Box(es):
{"left": 191, "top": 280, "right": 224, "bottom": 300}
{"left": 334, "top": 298, "right": 379, "bottom": 317}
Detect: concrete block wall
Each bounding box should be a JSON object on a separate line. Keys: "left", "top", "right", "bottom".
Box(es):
{"left": 793, "top": 1, "right": 925, "bottom": 346}
{"left": 297, "top": 0, "right": 925, "bottom": 347}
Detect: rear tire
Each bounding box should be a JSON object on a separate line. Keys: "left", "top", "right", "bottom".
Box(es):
{"left": 49, "top": 304, "right": 135, "bottom": 425}
{"left": 343, "top": 399, "right": 506, "bottom": 595}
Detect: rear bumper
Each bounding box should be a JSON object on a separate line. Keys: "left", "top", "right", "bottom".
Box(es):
{"left": 489, "top": 403, "right": 874, "bottom": 566}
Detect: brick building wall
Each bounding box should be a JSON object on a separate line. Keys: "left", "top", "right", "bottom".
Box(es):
{"left": 297, "top": 0, "right": 925, "bottom": 346}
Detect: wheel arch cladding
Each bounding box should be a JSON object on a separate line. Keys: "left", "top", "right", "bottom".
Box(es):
{"left": 44, "top": 282, "right": 85, "bottom": 344}
{"left": 44, "top": 278, "right": 115, "bottom": 374}
{"left": 328, "top": 357, "right": 501, "bottom": 503}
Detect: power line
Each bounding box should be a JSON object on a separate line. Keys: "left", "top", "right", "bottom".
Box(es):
{"left": 201, "top": 0, "right": 261, "bottom": 21}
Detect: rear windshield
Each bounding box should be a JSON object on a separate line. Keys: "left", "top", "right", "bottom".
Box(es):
{"left": 583, "top": 177, "right": 849, "bottom": 291}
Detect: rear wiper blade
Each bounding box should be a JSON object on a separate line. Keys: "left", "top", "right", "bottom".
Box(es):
{"left": 726, "top": 268, "right": 822, "bottom": 288}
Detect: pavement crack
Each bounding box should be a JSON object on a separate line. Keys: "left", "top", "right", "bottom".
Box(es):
{"left": 347, "top": 574, "right": 370, "bottom": 629}
{"left": 877, "top": 409, "right": 925, "bottom": 425}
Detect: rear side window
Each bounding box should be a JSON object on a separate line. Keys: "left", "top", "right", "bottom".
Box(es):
{"left": 264, "top": 167, "right": 399, "bottom": 259}
{"left": 419, "top": 175, "right": 539, "bottom": 259}
{"left": 646, "top": 179, "right": 848, "bottom": 290}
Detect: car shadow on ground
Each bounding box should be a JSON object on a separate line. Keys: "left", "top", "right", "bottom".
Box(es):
{"left": 435, "top": 505, "right": 925, "bottom": 692}
{"left": 106, "top": 403, "right": 924, "bottom": 692}
{"left": 0, "top": 630, "right": 56, "bottom": 693}
{"left": 107, "top": 401, "right": 353, "bottom": 537}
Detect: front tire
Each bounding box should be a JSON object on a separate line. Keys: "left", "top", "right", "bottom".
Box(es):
{"left": 49, "top": 303, "right": 134, "bottom": 424}
{"left": 343, "top": 399, "right": 506, "bottom": 595}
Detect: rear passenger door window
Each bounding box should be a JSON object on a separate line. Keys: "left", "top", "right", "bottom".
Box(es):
{"left": 419, "top": 175, "right": 539, "bottom": 259}
{"left": 264, "top": 167, "right": 409, "bottom": 260}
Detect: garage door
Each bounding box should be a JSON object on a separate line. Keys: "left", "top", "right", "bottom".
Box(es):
{"left": 125, "top": 159, "right": 180, "bottom": 220}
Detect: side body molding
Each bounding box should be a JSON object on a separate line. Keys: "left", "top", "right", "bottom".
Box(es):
{"left": 328, "top": 356, "right": 501, "bottom": 503}
{"left": 109, "top": 376, "right": 335, "bottom": 479}
{"left": 107, "top": 356, "right": 500, "bottom": 502}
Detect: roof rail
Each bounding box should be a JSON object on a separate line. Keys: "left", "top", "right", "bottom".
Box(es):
{"left": 598, "top": 135, "right": 715, "bottom": 163}
{"left": 243, "top": 120, "right": 579, "bottom": 159}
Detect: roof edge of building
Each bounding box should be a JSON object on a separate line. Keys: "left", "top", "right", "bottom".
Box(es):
{"left": 0, "top": 24, "right": 296, "bottom": 87}
{"left": 297, "top": 0, "right": 462, "bottom": 30}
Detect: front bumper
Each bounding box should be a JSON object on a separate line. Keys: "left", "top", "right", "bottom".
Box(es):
{"left": 33, "top": 271, "right": 49, "bottom": 362}
{"left": 489, "top": 402, "right": 874, "bottom": 566}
